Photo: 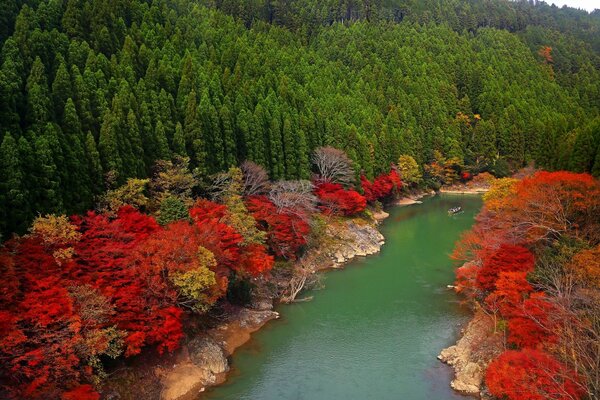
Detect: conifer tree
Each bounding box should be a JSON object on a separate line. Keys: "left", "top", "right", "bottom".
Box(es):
{"left": 0, "top": 134, "right": 29, "bottom": 235}
{"left": 173, "top": 122, "right": 186, "bottom": 157}
{"left": 52, "top": 58, "right": 72, "bottom": 120}
{"left": 26, "top": 57, "right": 51, "bottom": 132}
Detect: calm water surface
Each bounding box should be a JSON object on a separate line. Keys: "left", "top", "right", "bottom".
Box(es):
{"left": 205, "top": 194, "right": 482, "bottom": 400}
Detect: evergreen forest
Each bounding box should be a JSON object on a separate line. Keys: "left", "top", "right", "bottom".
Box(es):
{"left": 1, "top": 0, "right": 599, "bottom": 237}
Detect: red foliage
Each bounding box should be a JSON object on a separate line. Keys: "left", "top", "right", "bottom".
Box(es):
{"left": 476, "top": 244, "right": 534, "bottom": 292}
{"left": 62, "top": 385, "right": 100, "bottom": 400}
{"left": 0, "top": 277, "right": 86, "bottom": 399}
{"left": 453, "top": 171, "right": 600, "bottom": 398}
{"left": 507, "top": 293, "right": 558, "bottom": 348}
{"left": 147, "top": 306, "right": 184, "bottom": 355}
{"left": 188, "top": 199, "right": 274, "bottom": 276}
{"left": 72, "top": 207, "right": 166, "bottom": 356}
{"left": 190, "top": 200, "right": 244, "bottom": 272}
{"left": 314, "top": 182, "right": 367, "bottom": 216}
{"left": 485, "top": 271, "right": 533, "bottom": 316}
{"left": 486, "top": 349, "right": 583, "bottom": 400}
{"left": 246, "top": 195, "right": 311, "bottom": 260}
{"left": 454, "top": 262, "right": 478, "bottom": 295}
{"left": 239, "top": 244, "right": 275, "bottom": 276}
{"left": 0, "top": 195, "right": 278, "bottom": 398}
{"left": 461, "top": 171, "right": 473, "bottom": 182}
{"left": 361, "top": 169, "right": 402, "bottom": 202}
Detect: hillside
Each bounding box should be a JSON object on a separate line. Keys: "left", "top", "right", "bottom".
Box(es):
{"left": 0, "top": 0, "right": 599, "bottom": 237}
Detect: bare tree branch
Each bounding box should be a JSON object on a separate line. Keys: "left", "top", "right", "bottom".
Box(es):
{"left": 240, "top": 160, "right": 270, "bottom": 196}
{"left": 312, "top": 146, "right": 355, "bottom": 186}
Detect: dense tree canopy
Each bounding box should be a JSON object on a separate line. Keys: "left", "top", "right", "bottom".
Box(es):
{"left": 0, "top": 0, "right": 599, "bottom": 236}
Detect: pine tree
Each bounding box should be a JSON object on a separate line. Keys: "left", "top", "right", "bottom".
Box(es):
{"left": 126, "top": 109, "right": 146, "bottom": 177}
{"left": 98, "top": 110, "right": 123, "bottom": 180}
{"left": 172, "top": 122, "right": 187, "bottom": 157}
{"left": 33, "top": 134, "right": 62, "bottom": 213}
{"left": 220, "top": 102, "right": 237, "bottom": 168}
{"left": 281, "top": 115, "right": 297, "bottom": 178}
{"left": 0, "top": 134, "right": 29, "bottom": 235}
{"left": 0, "top": 38, "right": 24, "bottom": 136}
{"left": 61, "top": 100, "right": 92, "bottom": 210}
{"left": 154, "top": 120, "right": 171, "bottom": 161}
{"left": 26, "top": 57, "right": 51, "bottom": 132}
{"left": 268, "top": 113, "right": 283, "bottom": 179}
{"left": 52, "top": 58, "right": 72, "bottom": 120}
{"left": 85, "top": 131, "right": 103, "bottom": 195}
{"left": 295, "top": 129, "right": 310, "bottom": 179}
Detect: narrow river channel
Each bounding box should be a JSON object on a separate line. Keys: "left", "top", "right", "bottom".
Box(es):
{"left": 205, "top": 194, "right": 482, "bottom": 400}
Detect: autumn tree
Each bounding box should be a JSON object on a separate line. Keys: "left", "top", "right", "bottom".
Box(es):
{"left": 397, "top": 155, "right": 422, "bottom": 187}
{"left": 486, "top": 349, "right": 583, "bottom": 400}
{"left": 312, "top": 147, "right": 355, "bottom": 186}
{"left": 240, "top": 160, "right": 270, "bottom": 196}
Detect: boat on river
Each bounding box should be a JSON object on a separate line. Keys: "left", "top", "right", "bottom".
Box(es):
{"left": 448, "top": 206, "right": 462, "bottom": 215}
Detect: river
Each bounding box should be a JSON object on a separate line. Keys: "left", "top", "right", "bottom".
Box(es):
{"left": 205, "top": 194, "right": 482, "bottom": 400}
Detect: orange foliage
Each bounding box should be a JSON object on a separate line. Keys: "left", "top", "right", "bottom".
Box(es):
{"left": 568, "top": 245, "right": 600, "bottom": 287}
{"left": 495, "top": 172, "right": 600, "bottom": 243}
{"left": 538, "top": 46, "right": 553, "bottom": 64}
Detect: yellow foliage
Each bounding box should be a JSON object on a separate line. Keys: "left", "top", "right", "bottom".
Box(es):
{"left": 483, "top": 177, "right": 519, "bottom": 211}
{"left": 52, "top": 248, "right": 75, "bottom": 266}
{"left": 397, "top": 155, "right": 422, "bottom": 186}
{"left": 31, "top": 214, "right": 81, "bottom": 245}
{"left": 568, "top": 245, "right": 600, "bottom": 288}
{"left": 171, "top": 246, "right": 218, "bottom": 312}
{"left": 102, "top": 178, "right": 149, "bottom": 212}
{"left": 221, "top": 167, "right": 266, "bottom": 245}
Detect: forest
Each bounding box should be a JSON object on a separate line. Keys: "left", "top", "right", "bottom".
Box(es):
{"left": 0, "top": 147, "right": 403, "bottom": 399}
{"left": 0, "top": 0, "right": 599, "bottom": 237}
{"left": 0, "top": 0, "right": 599, "bottom": 398}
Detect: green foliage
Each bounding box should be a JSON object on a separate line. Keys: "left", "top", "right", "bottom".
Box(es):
{"left": 0, "top": 0, "right": 598, "bottom": 237}
{"left": 489, "top": 158, "right": 512, "bottom": 178}
{"left": 157, "top": 196, "right": 188, "bottom": 225}
{"left": 226, "top": 275, "right": 254, "bottom": 306}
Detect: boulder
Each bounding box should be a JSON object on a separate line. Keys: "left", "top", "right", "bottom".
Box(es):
{"left": 188, "top": 337, "right": 229, "bottom": 375}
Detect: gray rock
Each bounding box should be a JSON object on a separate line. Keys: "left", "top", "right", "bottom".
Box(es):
{"left": 188, "top": 337, "right": 229, "bottom": 375}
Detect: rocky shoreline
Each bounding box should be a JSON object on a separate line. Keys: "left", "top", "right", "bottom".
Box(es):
{"left": 438, "top": 307, "right": 503, "bottom": 398}
{"left": 99, "top": 206, "right": 391, "bottom": 400}
{"left": 158, "top": 214, "right": 387, "bottom": 400}
{"left": 103, "top": 192, "right": 485, "bottom": 400}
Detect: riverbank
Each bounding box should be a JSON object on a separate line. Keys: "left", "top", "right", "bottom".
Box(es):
{"left": 102, "top": 192, "right": 483, "bottom": 400}
{"left": 161, "top": 214, "right": 387, "bottom": 399}
{"left": 101, "top": 207, "right": 389, "bottom": 400}
{"left": 438, "top": 305, "right": 503, "bottom": 398}
{"left": 393, "top": 188, "right": 436, "bottom": 206}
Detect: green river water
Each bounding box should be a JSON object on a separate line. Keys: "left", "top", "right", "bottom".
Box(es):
{"left": 205, "top": 194, "right": 482, "bottom": 400}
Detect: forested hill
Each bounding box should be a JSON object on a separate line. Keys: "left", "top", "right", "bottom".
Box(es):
{"left": 1, "top": 0, "right": 599, "bottom": 237}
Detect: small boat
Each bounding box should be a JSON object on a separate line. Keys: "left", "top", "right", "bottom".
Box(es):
{"left": 448, "top": 206, "right": 462, "bottom": 215}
